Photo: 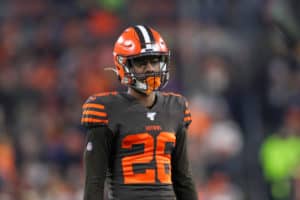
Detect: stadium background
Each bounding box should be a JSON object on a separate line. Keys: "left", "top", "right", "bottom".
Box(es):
{"left": 0, "top": 0, "right": 299, "bottom": 199}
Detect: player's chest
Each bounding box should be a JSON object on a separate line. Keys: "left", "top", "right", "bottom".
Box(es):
{"left": 123, "top": 111, "right": 172, "bottom": 134}
{"left": 111, "top": 105, "right": 181, "bottom": 136}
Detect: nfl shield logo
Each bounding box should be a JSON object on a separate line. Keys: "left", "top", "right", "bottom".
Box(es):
{"left": 146, "top": 112, "right": 157, "bottom": 121}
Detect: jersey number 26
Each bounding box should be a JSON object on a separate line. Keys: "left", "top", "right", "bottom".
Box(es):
{"left": 121, "top": 132, "right": 175, "bottom": 184}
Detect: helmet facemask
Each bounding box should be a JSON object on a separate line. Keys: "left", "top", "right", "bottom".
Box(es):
{"left": 113, "top": 25, "right": 170, "bottom": 94}
{"left": 123, "top": 54, "right": 170, "bottom": 95}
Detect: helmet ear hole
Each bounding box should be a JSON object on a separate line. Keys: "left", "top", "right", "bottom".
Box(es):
{"left": 126, "top": 59, "right": 134, "bottom": 69}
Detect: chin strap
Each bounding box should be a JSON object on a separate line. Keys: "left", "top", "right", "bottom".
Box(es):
{"left": 131, "top": 75, "right": 161, "bottom": 95}
{"left": 105, "top": 65, "right": 166, "bottom": 95}
{"left": 145, "top": 76, "right": 161, "bottom": 94}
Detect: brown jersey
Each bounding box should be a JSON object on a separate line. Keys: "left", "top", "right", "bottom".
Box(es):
{"left": 81, "top": 91, "right": 195, "bottom": 200}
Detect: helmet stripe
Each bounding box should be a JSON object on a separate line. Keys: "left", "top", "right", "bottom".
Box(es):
{"left": 133, "top": 26, "right": 146, "bottom": 49}
{"left": 144, "top": 26, "right": 155, "bottom": 42}
{"left": 135, "top": 25, "right": 155, "bottom": 50}
{"left": 136, "top": 25, "right": 151, "bottom": 44}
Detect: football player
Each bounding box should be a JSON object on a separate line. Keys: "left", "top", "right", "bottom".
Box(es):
{"left": 82, "top": 25, "right": 198, "bottom": 200}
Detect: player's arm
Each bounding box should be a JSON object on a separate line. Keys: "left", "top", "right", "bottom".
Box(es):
{"left": 171, "top": 126, "right": 198, "bottom": 200}
{"left": 83, "top": 126, "right": 113, "bottom": 200}
{"left": 81, "top": 95, "right": 112, "bottom": 199}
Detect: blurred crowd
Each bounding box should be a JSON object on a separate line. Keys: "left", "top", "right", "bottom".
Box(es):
{"left": 0, "top": 0, "right": 299, "bottom": 200}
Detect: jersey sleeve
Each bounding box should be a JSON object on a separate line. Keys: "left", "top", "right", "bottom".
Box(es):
{"left": 84, "top": 126, "right": 113, "bottom": 200}
{"left": 172, "top": 126, "right": 198, "bottom": 200}
{"left": 182, "top": 97, "right": 192, "bottom": 128}
{"left": 81, "top": 96, "right": 109, "bottom": 128}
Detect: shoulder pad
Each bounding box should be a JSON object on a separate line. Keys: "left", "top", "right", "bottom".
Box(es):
{"left": 81, "top": 92, "right": 117, "bottom": 128}
{"left": 162, "top": 92, "right": 192, "bottom": 128}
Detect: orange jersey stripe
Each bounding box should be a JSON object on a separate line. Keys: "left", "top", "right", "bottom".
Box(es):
{"left": 161, "top": 92, "right": 182, "bottom": 97}
{"left": 83, "top": 103, "right": 105, "bottom": 110}
{"left": 94, "top": 91, "right": 118, "bottom": 97}
{"left": 81, "top": 118, "right": 108, "bottom": 124}
{"left": 83, "top": 110, "right": 107, "bottom": 117}
{"left": 185, "top": 110, "right": 190, "bottom": 115}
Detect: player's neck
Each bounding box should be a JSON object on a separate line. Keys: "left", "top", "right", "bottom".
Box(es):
{"left": 127, "top": 88, "right": 156, "bottom": 108}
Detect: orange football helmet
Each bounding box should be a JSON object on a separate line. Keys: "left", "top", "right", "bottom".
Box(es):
{"left": 113, "top": 25, "right": 170, "bottom": 94}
